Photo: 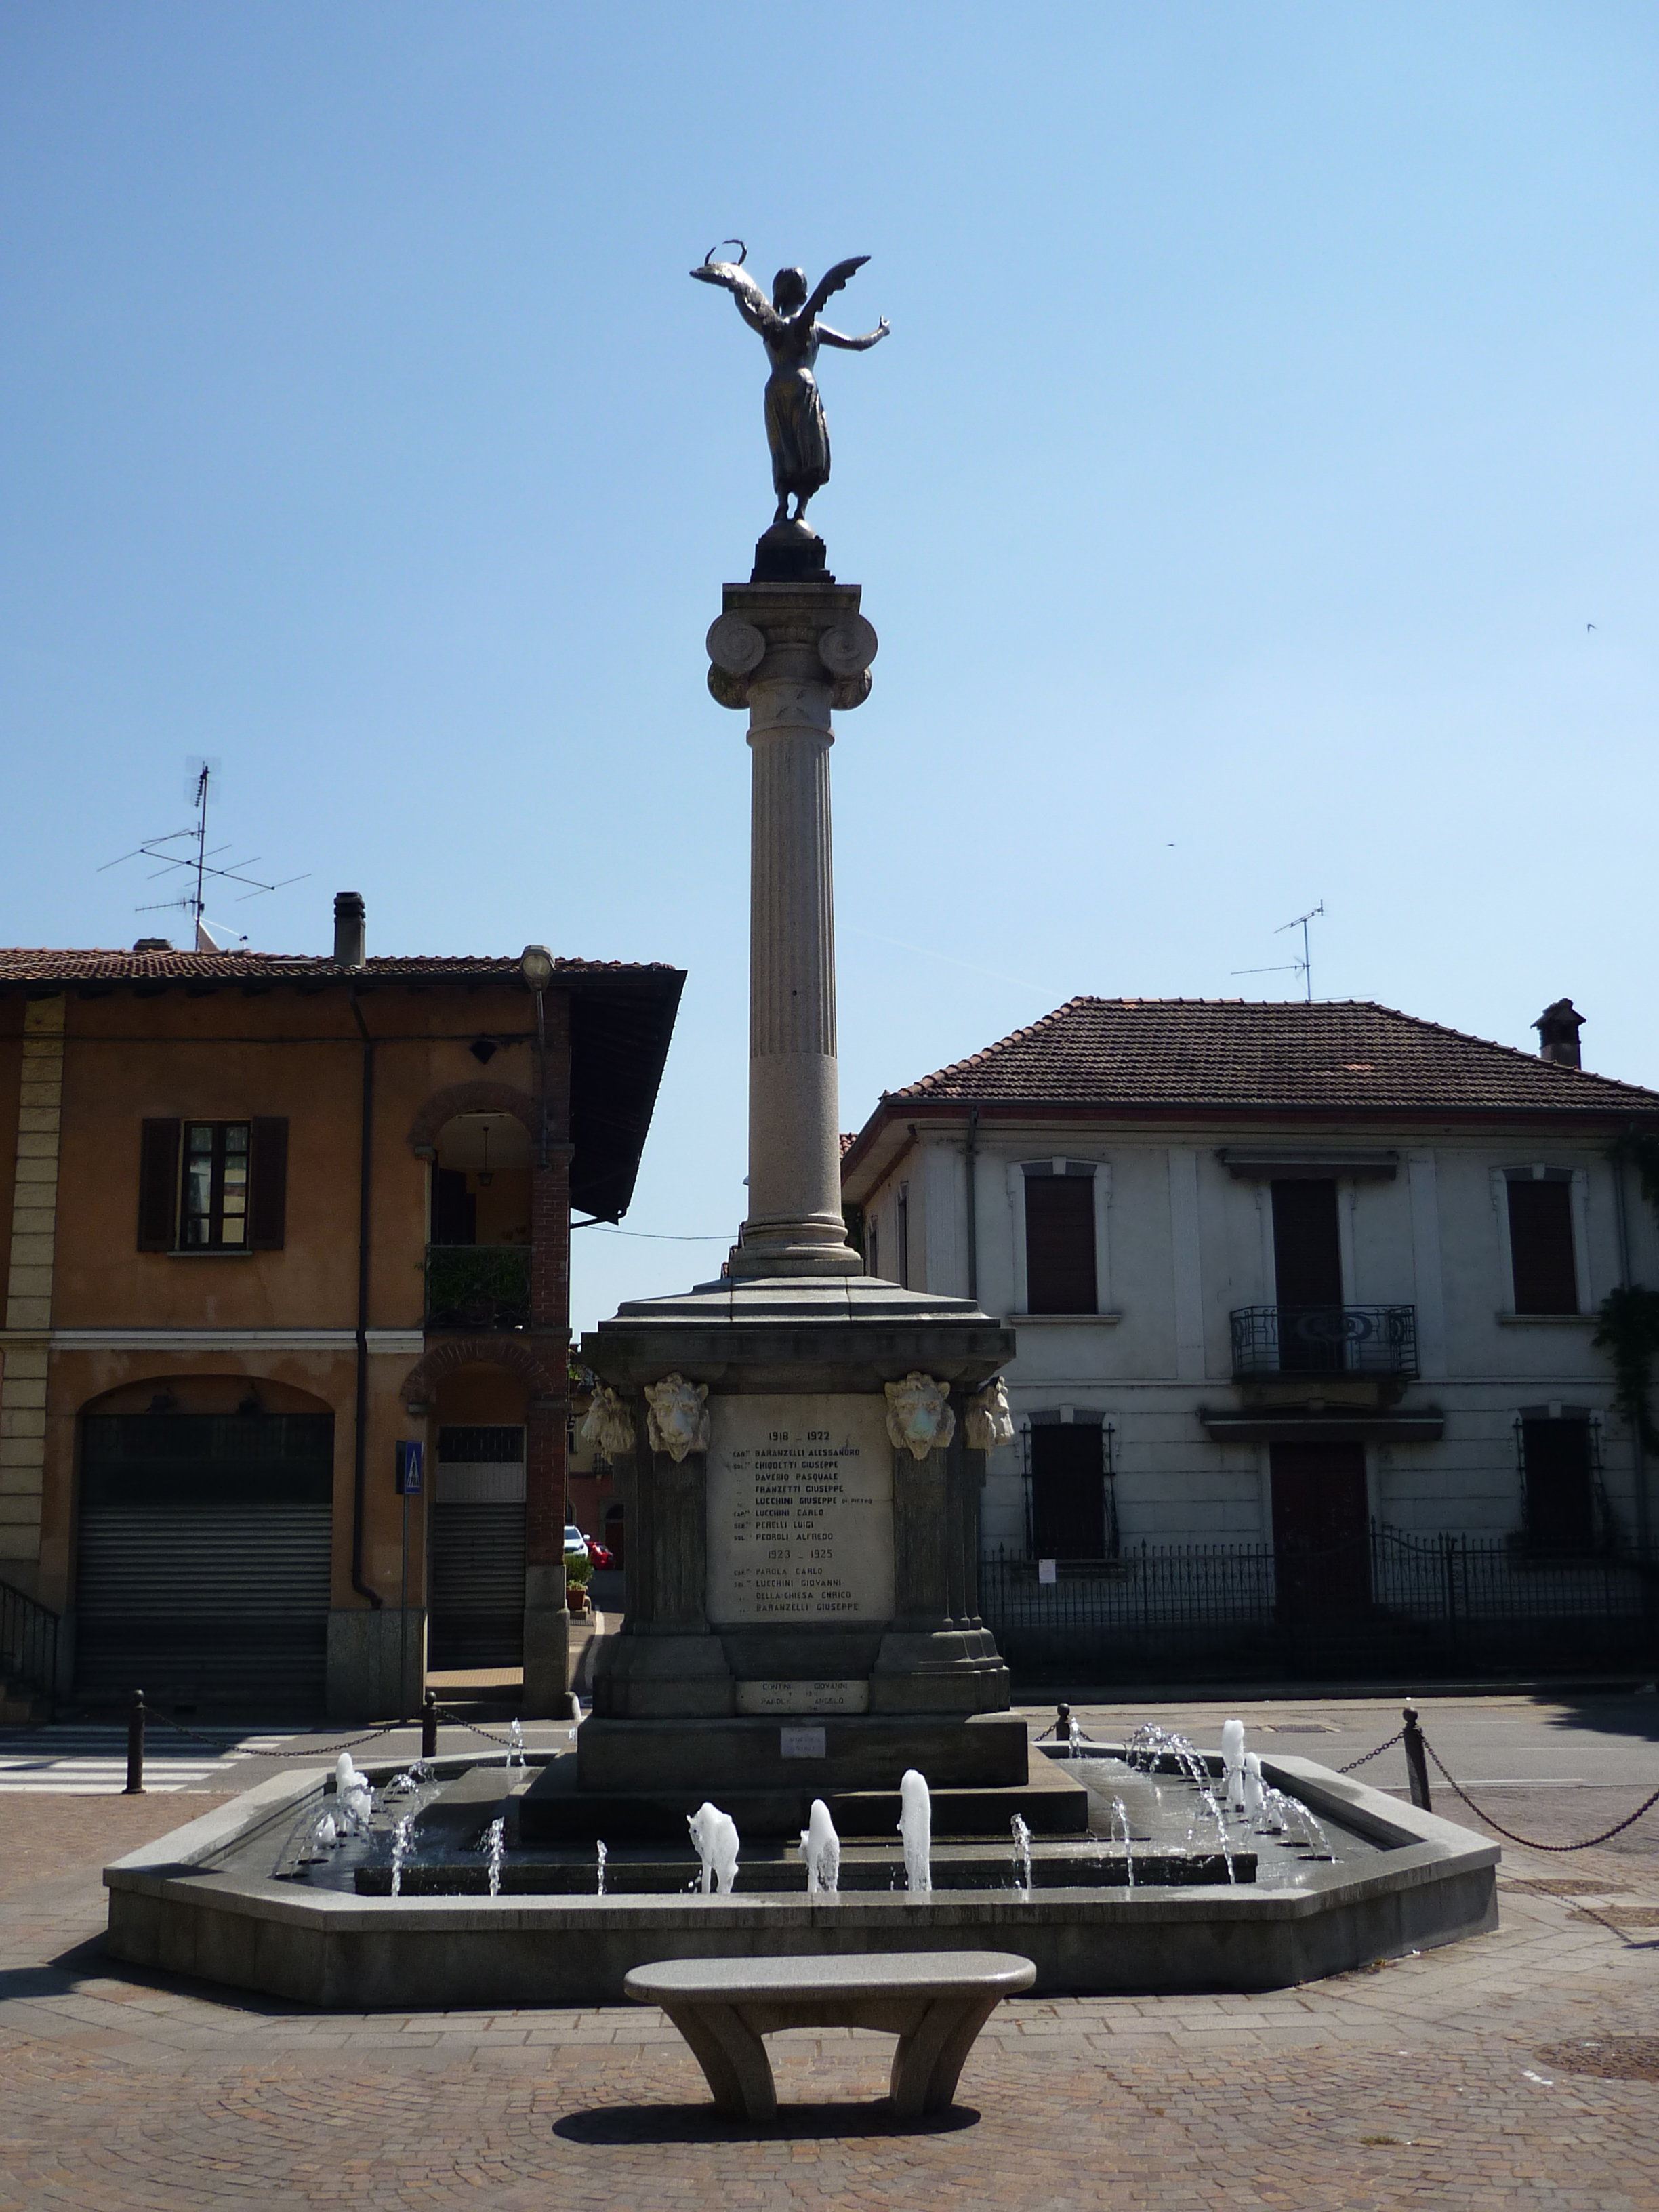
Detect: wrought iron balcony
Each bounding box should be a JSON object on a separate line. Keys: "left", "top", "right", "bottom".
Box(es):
{"left": 424, "top": 1244, "right": 532, "bottom": 1332}
{"left": 1230, "top": 1304, "right": 1418, "bottom": 1381}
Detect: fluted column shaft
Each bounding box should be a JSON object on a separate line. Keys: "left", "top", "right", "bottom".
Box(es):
{"left": 705, "top": 581, "right": 877, "bottom": 1279}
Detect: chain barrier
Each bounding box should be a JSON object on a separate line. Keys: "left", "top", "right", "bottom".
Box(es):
{"left": 142, "top": 1713, "right": 411, "bottom": 1758}
{"left": 1338, "top": 1728, "right": 1405, "bottom": 1773}
{"left": 1421, "top": 1740, "right": 1659, "bottom": 1853}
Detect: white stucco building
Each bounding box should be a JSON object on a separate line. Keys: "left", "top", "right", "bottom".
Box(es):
{"left": 842, "top": 997, "right": 1658, "bottom": 1666}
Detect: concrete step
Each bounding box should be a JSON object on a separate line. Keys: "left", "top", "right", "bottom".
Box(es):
{"left": 520, "top": 1739, "right": 1090, "bottom": 1841}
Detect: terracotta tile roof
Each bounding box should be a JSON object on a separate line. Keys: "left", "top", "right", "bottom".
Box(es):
{"left": 0, "top": 949, "right": 677, "bottom": 988}
{"left": 874, "top": 998, "right": 1659, "bottom": 1117}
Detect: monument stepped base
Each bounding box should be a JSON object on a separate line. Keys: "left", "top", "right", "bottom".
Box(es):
{"left": 521, "top": 1732, "right": 1088, "bottom": 1841}
{"left": 575, "top": 1710, "right": 1028, "bottom": 1796}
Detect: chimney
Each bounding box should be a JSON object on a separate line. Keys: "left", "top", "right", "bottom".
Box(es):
{"left": 1534, "top": 998, "right": 1584, "bottom": 1069}
{"left": 333, "top": 891, "right": 366, "bottom": 970}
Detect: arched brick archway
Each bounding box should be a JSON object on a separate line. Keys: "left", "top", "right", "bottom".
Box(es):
{"left": 398, "top": 1336, "right": 563, "bottom": 1412}
{"left": 407, "top": 1081, "right": 537, "bottom": 1158}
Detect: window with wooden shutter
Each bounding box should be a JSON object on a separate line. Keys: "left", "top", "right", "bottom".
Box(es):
{"left": 138, "top": 1120, "right": 181, "bottom": 1251}
{"left": 1023, "top": 1164, "right": 1097, "bottom": 1313}
{"left": 1024, "top": 1415, "right": 1117, "bottom": 1559}
{"left": 249, "top": 1118, "right": 288, "bottom": 1250}
{"left": 1506, "top": 1171, "right": 1578, "bottom": 1314}
{"left": 1519, "top": 1415, "right": 1595, "bottom": 1551}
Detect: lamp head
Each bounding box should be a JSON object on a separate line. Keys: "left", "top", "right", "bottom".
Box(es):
{"left": 520, "top": 944, "right": 554, "bottom": 994}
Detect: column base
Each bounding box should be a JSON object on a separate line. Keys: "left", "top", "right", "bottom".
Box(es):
{"left": 325, "top": 1607, "right": 426, "bottom": 1724}
{"left": 521, "top": 1563, "right": 570, "bottom": 1717}
{"left": 726, "top": 1241, "right": 863, "bottom": 1280}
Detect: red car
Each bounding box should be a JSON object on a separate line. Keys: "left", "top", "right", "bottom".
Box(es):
{"left": 585, "top": 1536, "right": 613, "bottom": 1570}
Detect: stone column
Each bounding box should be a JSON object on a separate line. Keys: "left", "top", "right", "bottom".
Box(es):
{"left": 707, "top": 583, "right": 878, "bottom": 1279}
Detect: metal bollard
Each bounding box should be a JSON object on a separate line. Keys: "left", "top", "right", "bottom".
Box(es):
{"left": 1403, "top": 1701, "right": 1432, "bottom": 1811}
{"left": 124, "top": 1688, "right": 146, "bottom": 1795}
{"left": 421, "top": 1689, "right": 438, "bottom": 1763}
{"left": 1054, "top": 1701, "right": 1073, "bottom": 1744}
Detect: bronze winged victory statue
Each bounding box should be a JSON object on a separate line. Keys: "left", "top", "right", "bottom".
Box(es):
{"left": 692, "top": 245, "right": 888, "bottom": 578}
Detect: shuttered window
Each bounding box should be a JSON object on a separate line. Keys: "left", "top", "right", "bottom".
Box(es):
{"left": 1024, "top": 1164, "right": 1097, "bottom": 1314}
{"left": 1520, "top": 1416, "right": 1595, "bottom": 1551}
{"left": 1506, "top": 1172, "right": 1578, "bottom": 1315}
{"left": 138, "top": 1120, "right": 181, "bottom": 1250}
{"left": 136, "top": 1118, "right": 287, "bottom": 1252}
{"left": 1024, "top": 1414, "right": 1117, "bottom": 1560}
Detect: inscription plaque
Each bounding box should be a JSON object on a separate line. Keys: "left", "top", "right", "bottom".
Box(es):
{"left": 707, "top": 1394, "right": 894, "bottom": 1624}
{"left": 735, "top": 1679, "right": 871, "bottom": 1716}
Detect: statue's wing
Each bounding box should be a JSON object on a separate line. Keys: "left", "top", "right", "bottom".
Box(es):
{"left": 802, "top": 255, "right": 870, "bottom": 324}
{"left": 690, "top": 259, "right": 784, "bottom": 334}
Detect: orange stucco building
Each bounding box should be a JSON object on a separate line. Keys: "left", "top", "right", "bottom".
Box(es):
{"left": 0, "top": 902, "right": 680, "bottom": 1720}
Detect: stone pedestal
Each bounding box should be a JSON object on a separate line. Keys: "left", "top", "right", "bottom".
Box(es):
{"left": 579, "top": 1271, "right": 1017, "bottom": 1805}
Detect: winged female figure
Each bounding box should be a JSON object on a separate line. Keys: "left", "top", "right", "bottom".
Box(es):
{"left": 691, "top": 248, "right": 888, "bottom": 525}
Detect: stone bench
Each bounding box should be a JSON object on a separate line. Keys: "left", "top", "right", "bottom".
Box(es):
{"left": 623, "top": 1949, "right": 1036, "bottom": 2121}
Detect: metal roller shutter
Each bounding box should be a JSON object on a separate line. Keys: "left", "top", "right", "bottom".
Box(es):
{"left": 76, "top": 1414, "right": 333, "bottom": 1709}
{"left": 428, "top": 1426, "right": 525, "bottom": 1669}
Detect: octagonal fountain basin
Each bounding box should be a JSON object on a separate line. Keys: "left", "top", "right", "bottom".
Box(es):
{"left": 102, "top": 1739, "right": 1497, "bottom": 2010}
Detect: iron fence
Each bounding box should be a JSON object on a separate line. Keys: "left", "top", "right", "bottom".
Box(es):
{"left": 0, "top": 1576, "right": 59, "bottom": 1715}
{"left": 424, "top": 1245, "right": 532, "bottom": 1332}
{"left": 1229, "top": 1303, "right": 1418, "bottom": 1380}
{"left": 981, "top": 1526, "right": 1659, "bottom": 1679}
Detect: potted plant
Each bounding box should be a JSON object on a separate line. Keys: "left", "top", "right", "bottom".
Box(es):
{"left": 566, "top": 1550, "right": 593, "bottom": 1616}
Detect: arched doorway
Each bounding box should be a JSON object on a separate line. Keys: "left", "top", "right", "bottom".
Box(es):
{"left": 75, "top": 1376, "right": 335, "bottom": 1709}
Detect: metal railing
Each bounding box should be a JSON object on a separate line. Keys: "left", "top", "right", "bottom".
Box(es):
{"left": 980, "top": 1525, "right": 1659, "bottom": 1678}
{"left": 1229, "top": 1303, "right": 1418, "bottom": 1379}
{"left": 424, "top": 1244, "right": 532, "bottom": 1332}
{"left": 0, "top": 1576, "right": 60, "bottom": 1717}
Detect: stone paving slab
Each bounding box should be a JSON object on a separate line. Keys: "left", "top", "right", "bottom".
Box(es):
{"left": 1, "top": 1792, "right": 1658, "bottom": 2207}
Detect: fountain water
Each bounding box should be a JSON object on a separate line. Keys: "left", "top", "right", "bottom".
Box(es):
{"left": 485, "top": 1817, "right": 506, "bottom": 1898}
{"left": 508, "top": 1720, "right": 525, "bottom": 1769}
{"left": 1242, "top": 1751, "right": 1265, "bottom": 1824}
{"left": 799, "top": 1799, "right": 841, "bottom": 1896}
{"left": 687, "top": 1802, "right": 741, "bottom": 1896}
{"left": 899, "top": 1769, "right": 932, "bottom": 1896}
{"left": 1221, "top": 1718, "right": 1246, "bottom": 1811}
{"left": 596, "top": 1841, "right": 607, "bottom": 1897}
{"left": 1198, "top": 1788, "right": 1237, "bottom": 1883}
{"left": 335, "top": 1755, "right": 373, "bottom": 1836}
{"left": 389, "top": 1815, "right": 413, "bottom": 1899}
{"left": 1010, "top": 1812, "right": 1033, "bottom": 1895}
{"left": 1110, "top": 1797, "right": 1135, "bottom": 1888}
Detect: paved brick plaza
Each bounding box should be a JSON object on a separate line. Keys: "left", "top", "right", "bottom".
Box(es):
{"left": 2, "top": 1741, "right": 1658, "bottom": 2209}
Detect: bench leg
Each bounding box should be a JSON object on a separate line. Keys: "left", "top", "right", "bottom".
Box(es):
{"left": 888, "top": 1993, "right": 1001, "bottom": 2121}
{"left": 662, "top": 2000, "right": 777, "bottom": 2122}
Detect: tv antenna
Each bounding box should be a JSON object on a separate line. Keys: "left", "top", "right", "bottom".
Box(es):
{"left": 99, "top": 759, "right": 310, "bottom": 950}
{"left": 1233, "top": 899, "right": 1325, "bottom": 1002}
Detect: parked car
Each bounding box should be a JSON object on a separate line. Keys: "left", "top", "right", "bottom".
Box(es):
{"left": 585, "top": 1537, "right": 613, "bottom": 1570}
{"left": 563, "top": 1523, "right": 590, "bottom": 1561}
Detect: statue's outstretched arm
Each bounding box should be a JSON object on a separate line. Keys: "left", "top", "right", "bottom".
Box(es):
{"left": 817, "top": 319, "right": 890, "bottom": 352}
{"left": 690, "top": 260, "right": 783, "bottom": 337}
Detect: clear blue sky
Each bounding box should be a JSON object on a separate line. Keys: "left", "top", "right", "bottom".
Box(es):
{"left": 3, "top": 4, "right": 1656, "bottom": 1333}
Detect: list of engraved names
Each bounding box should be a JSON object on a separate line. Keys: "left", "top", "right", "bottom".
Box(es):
{"left": 706, "top": 1395, "right": 895, "bottom": 1624}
